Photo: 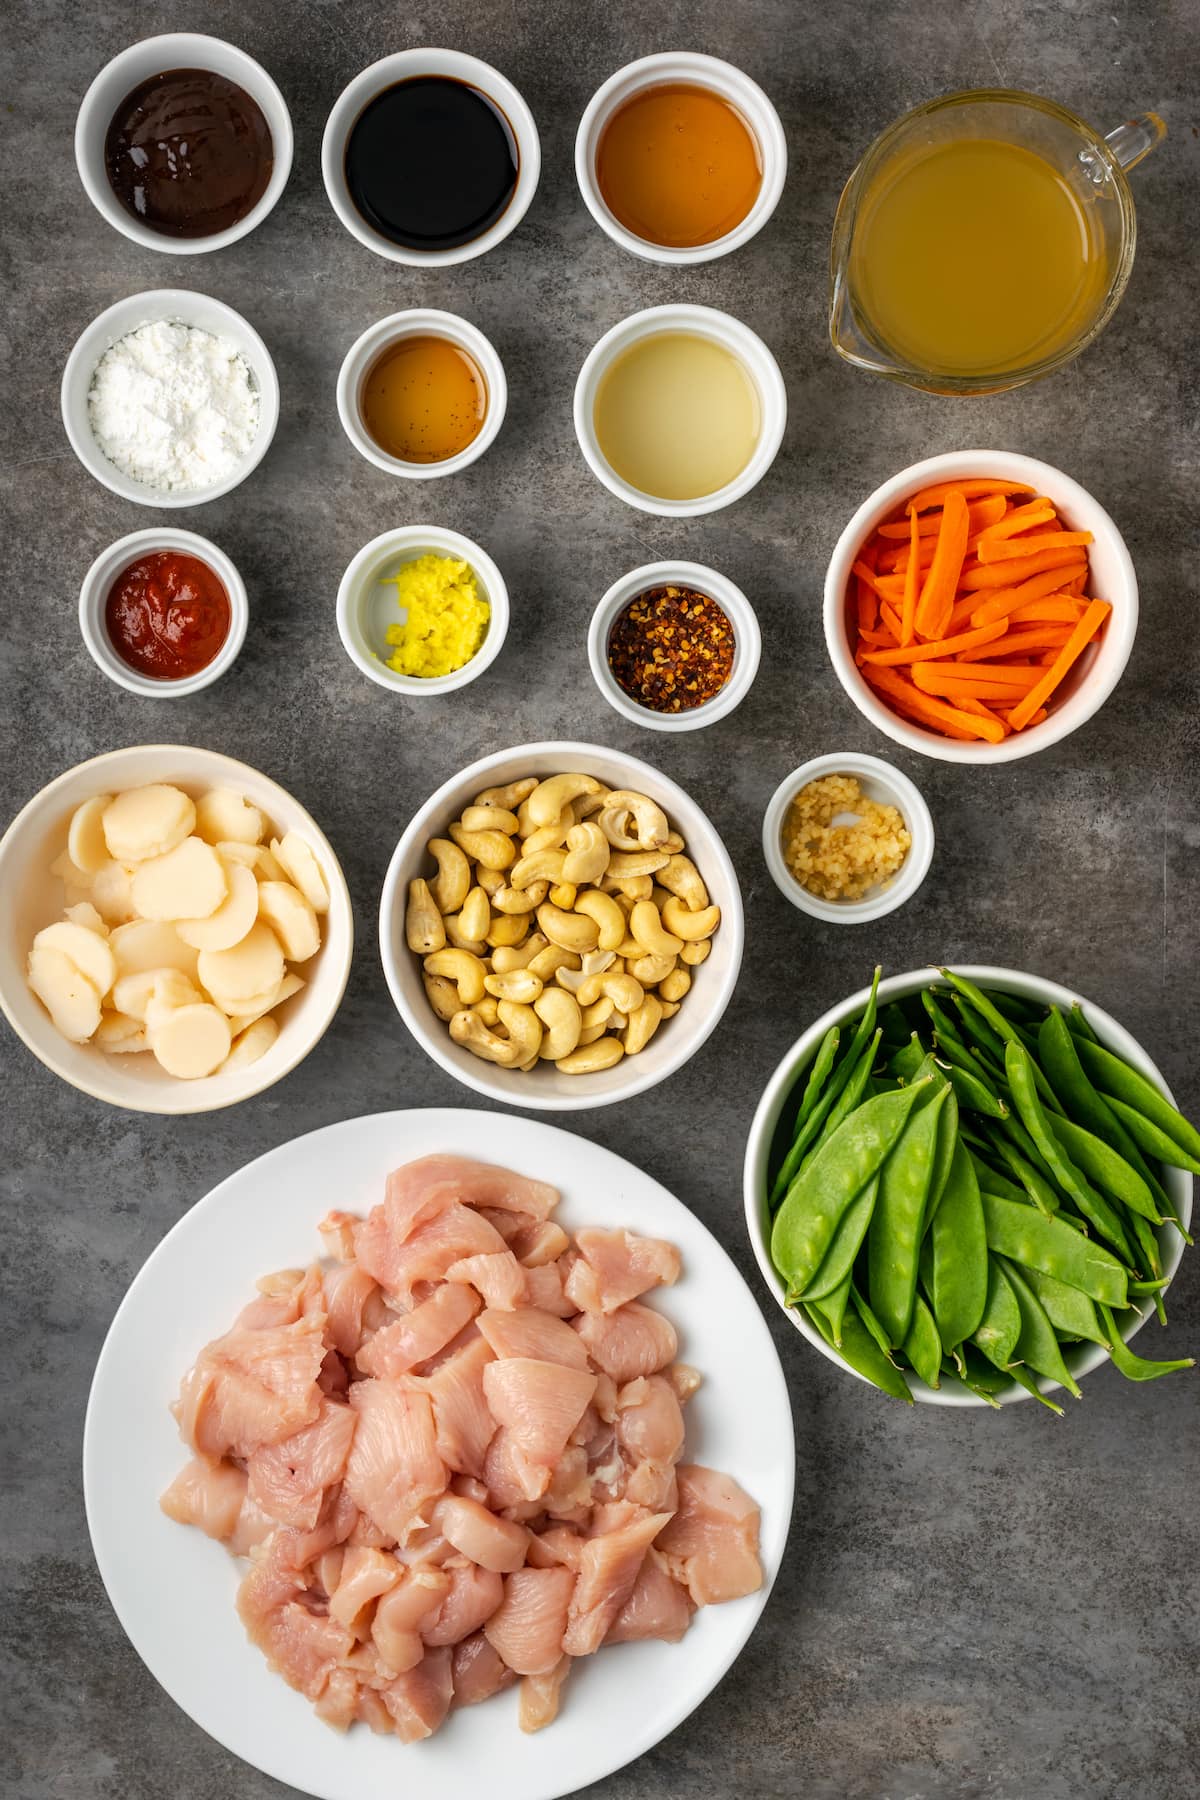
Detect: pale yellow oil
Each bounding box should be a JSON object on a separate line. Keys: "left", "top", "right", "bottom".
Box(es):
{"left": 850, "top": 137, "right": 1109, "bottom": 377}
{"left": 594, "top": 331, "right": 761, "bottom": 500}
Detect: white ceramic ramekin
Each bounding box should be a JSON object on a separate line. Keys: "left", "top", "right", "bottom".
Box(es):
{"left": 761, "top": 751, "right": 934, "bottom": 923}
{"left": 336, "top": 526, "right": 509, "bottom": 697}
{"left": 335, "top": 310, "right": 507, "bottom": 480}
{"left": 574, "top": 303, "right": 787, "bottom": 518}
{"left": 321, "top": 48, "right": 540, "bottom": 267}
{"left": 61, "top": 290, "right": 279, "bottom": 508}
{"left": 575, "top": 51, "right": 787, "bottom": 264}
{"left": 743, "top": 966, "right": 1192, "bottom": 1406}
{"left": 78, "top": 529, "right": 248, "bottom": 699}
{"left": 74, "top": 34, "right": 293, "bottom": 254}
{"left": 587, "top": 561, "right": 761, "bottom": 732}
{"left": 824, "top": 451, "right": 1139, "bottom": 764}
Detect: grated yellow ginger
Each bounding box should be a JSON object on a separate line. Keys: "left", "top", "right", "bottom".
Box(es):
{"left": 382, "top": 554, "right": 489, "bottom": 678}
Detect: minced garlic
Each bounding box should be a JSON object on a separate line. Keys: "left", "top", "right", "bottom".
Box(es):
{"left": 783, "top": 774, "right": 910, "bottom": 902}
{"left": 382, "top": 554, "right": 489, "bottom": 678}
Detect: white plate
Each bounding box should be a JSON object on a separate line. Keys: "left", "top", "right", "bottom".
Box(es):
{"left": 84, "top": 1109, "right": 794, "bottom": 1800}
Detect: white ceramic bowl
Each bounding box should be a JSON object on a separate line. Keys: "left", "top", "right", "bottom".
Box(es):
{"left": 336, "top": 526, "right": 509, "bottom": 696}
{"left": 335, "top": 309, "right": 507, "bottom": 480}
{"left": 744, "top": 966, "right": 1193, "bottom": 1406}
{"left": 61, "top": 289, "right": 279, "bottom": 508}
{"left": 78, "top": 529, "right": 248, "bottom": 699}
{"left": 824, "top": 451, "right": 1139, "bottom": 764}
{"left": 321, "top": 48, "right": 540, "bottom": 267}
{"left": 762, "top": 752, "right": 934, "bottom": 923}
{"left": 380, "top": 741, "right": 744, "bottom": 1110}
{"left": 587, "top": 560, "right": 761, "bottom": 732}
{"left": 574, "top": 304, "right": 787, "bottom": 518}
{"left": 0, "top": 745, "right": 353, "bottom": 1114}
{"left": 575, "top": 52, "right": 787, "bottom": 265}
{"left": 74, "top": 34, "right": 293, "bottom": 254}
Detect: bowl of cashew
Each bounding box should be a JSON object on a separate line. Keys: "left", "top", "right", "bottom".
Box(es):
{"left": 378, "top": 741, "right": 744, "bottom": 1110}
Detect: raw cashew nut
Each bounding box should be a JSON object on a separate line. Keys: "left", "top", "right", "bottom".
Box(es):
{"left": 493, "top": 880, "right": 549, "bottom": 916}
{"left": 606, "top": 850, "right": 670, "bottom": 881}
{"left": 517, "top": 798, "right": 575, "bottom": 842}
{"left": 661, "top": 897, "right": 721, "bottom": 941}
{"left": 406, "top": 878, "right": 446, "bottom": 954}
{"left": 474, "top": 777, "right": 538, "bottom": 812}
{"left": 497, "top": 999, "right": 542, "bottom": 1064}
{"left": 660, "top": 999, "right": 680, "bottom": 1018}
{"left": 537, "top": 903, "right": 599, "bottom": 954}
{"left": 486, "top": 914, "right": 530, "bottom": 950}
{"left": 484, "top": 968, "right": 544, "bottom": 1004}
{"left": 528, "top": 944, "right": 578, "bottom": 983}
{"left": 521, "top": 824, "right": 570, "bottom": 857}
{"left": 428, "top": 838, "right": 471, "bottom": 914}
{"left": 630, "top": 951, "right": 677, "bottom": 987}
{"left": 534, "top": 988, "right": 582, "bottom": 1060}
{"left": 509, "top": 848, "right": 566, "bottom": 889}
{"left": 615, "top": 934, "right": 642, "bottom": 960}
{"left": 492, "top": 932, "right": 547, "bottom": 973}
{"left": 660, "top": 966, "right": 692, "bottom": 1003}
{"left": 630, "top": 901, "right": 684, "bottom": 959}
{"left": 448, "top": 823, "right": 516, "bottom": 872}
{"left": 576, "top": 970, "right": 645, "bottom": 1012}
{"left": 459, "top": 886, "right": 491, "bottom": 943}
{"left": 443, "top": 911, "right": 487, "bottom": 954}
{"left": 562, "top": 821, "right": 610, "bottom": 886}
{"left": 548, "top": 882, "right": 577, "bottom": 911}
{"left": 624, "top": 993, "right": 664, "bottom": 1056}
{"left": 554, "top": 950, "right": 614, "bottom": 996}
{"left": 681, "top": 938, "right": 712, "bottom": 966}
{"left": 473, "top": 997, "right": 501, "bottom": 1027}
{"left": 596, "top": 791, "right": 670, "bottom": 852}
{"left": 423, "top": 973, "right": 460, "bottom": 1021}
{"left": 477, "top": 865, "right": 506, "bottom": 897}
{"left": 574, "top": 889, "right": 625, "bottom": 952}
{"left": 423, "top": 948, "right": 487, "bottom": 1005}
{"left": 580, "top": 995, "right": 615, "bottom": 1030}
{"left": 461, "top": 805, "right": 518, "bottom": 836}
{"left": 527, "top": 773, "right": 603, "bottom": 828}
{"left": 657, "top": 854, "right": 709, "bottom": 911}
{"left": 450, "top": 1009, "right": 520, "bottom": 1066}
{"left": 557, "top": 1037, "right": 625, "bottom": 1075}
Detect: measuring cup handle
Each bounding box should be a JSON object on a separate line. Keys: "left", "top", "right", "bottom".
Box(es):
{"left": 1104, "top": 113, "right": 1167, "bottom": 172}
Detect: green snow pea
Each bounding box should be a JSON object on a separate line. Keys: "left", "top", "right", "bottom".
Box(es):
{"left": 981, "top": 1195, "right": 1128, "bottom": 1307}
{"left": 868, "top": 1085, "right": 949, "bottom": 1345}
{"left": 1006, "top": 1363, "right": 1066, "bottom": 1415}
{"left": 1039, "top": 1010, "right": 1179, "bottom": 1222}
{"left": 1066, "top": 1003, "right": 1100, "bottom": 1044}
{"left": 1023, "top": 1267, "right": 1107, "bottom": 1346}
{"left": 929, "top": 1140, "right": 988, "bottom": 1353}
{"left": 798, "top": 1176, "right": 878, "bottom": 1303}
{"left": 942, "top": 1057, "right": 1008, "bottom": 1120}
{"left": 1103, "top": 1093, "right": 1200, "bottom": 1178}
{"left": 806, "top": 1303, "right": 914, "bottom": 1403}
{"left": 998, "top": 1258, "right": 1082, "bottom": 1398}
{"left": 794, "top": 1024, "right": 840, "bottom": 1130}
{"left": 888, "top": 1032, "right": 928, "bottom": 1081}
{"left": 804, "top": 1031, "right": 883, "bottom": 1169}
{"left": 769, "top": 971, "right": 883, "bottom": 1205}
{"left": 1005, "top": 1041, "right": 1095, "bottom": 1209}
{"left": 806, "top": 1272, "right": 851, "bottom": 1345}
{"left": 971, "top": 1259, "right": 1021, "bottom": 1369}
{"left": 924, "top": 1079, "right": 960, "bottom": 1225}
{"left": 1073, "top": 1036, "right": 1200, "bottom": 1167}
{"left": 902, "top": 1293, "right": 943, "bottom": 1389}
{"left": 1046, "top": 1112, "right": 1161, "bottom": 1222}
{"left": 942, "top": 970, "right": 1060, "bottom": 1108}
{"left": 851, "top": 1283, "right": 896, "bottom": 1359}
{"left": 985, "top": 1125, "right": 1060, "bottom": 1218}
{"left": 1098, "top": 1306, "right": 1195, "bottom": 1382}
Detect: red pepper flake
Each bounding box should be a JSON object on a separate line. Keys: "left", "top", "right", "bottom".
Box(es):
{"left": 607, "top": 585, "right": 735, "bottom": 713}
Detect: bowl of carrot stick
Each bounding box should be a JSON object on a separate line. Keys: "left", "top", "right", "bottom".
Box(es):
{"left": 823, "top": 452, "right": 1138, "bottom": 763}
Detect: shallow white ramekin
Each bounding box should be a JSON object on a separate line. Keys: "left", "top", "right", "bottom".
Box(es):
{"left": 78, "top": 530, "right": 247, "bottom": 699}
{"left": 587, "top": 561, "right": 761, "bottom": 732}
{"left": 823, "top": 451, "right": 1139, "bottom": 764}
{"left": 321, "top": 48, "right": 540, "bottom": 267}
{"left": 335, "top": 310, "right": 507, "bottom": 480}
{"left": 575, "top": 51, "right": 787, "bottom": 265}
{"left": 574, "top": 303, "right": 787, "bottom": 518}
{"left": 74, "top": 34, "right": 293, "bottom": 254}
{"left": 761, "top": 751, "right": 934, "bottom": 923}
{"left": 336, "top": 526, "right": 509, "bottom": 697}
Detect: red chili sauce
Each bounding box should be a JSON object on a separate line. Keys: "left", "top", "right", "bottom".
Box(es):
{"left": 104, "top": 552, "right": 231, "bottom": 680}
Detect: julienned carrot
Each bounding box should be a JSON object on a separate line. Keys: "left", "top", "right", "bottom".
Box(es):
{"left": 900, "top": 506, "right": 921, "bottom": 645}
{"left": 970, "top": 565, "right": 1091, "bottom": 625}
{"left": 914, "top": 672, "right": 1042, "bottom": 703}
{"left": 875, "top": 494, "right": 1008, "bottom": 539}
{"left": 978, "top": 530, "right": 1094, "bottom": 565}
{"left": 881, "top": 601, "right": 905, "bottom": 642}
{"left": 862, "top": 617, "right": 1007, "bottom": 667}
{"left": 907, "top": 478, "right": 1033, "bottom": 512}
{"left": 863, "top": 662, "right": 1006, "bottom": 743}
{"left": 976, "top": 499, "right": 1056, "bottom": 544}
{"left": 911, "top": 661, "right": 1040, "bottom": 689}
{"left": 956, "top": 625, "right": 1073, "bottom": 661}
{"left": 915, "top": 487, "right": 969, "bottom": 638}
{"left": 1009, "top": 598, "right": 1088, "bottom": 624}
{"left": 862, "top": 671, "right": 979, "bottom": 741}
{"left": 961, "top": 547, "right": 1087, "bottom": 591}
{"left": 1007, "top": 600, "right": 1112, "bottom": 730}
{"left": 856, "top": 542, "right": 878, "bottom": 631}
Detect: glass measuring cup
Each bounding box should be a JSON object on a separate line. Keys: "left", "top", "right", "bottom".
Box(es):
{"left": 830, "top": 90, "right": 1165, "bottom": 395}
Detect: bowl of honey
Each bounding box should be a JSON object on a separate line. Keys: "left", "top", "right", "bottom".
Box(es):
{"left": 576, "top": 52, "right": 786, "bottom": 264}
{"left": 574, "top": 304, "right": 787, "bottom": 517}
{"left": 337, "top": 309, "right": 506, "bottom": 481}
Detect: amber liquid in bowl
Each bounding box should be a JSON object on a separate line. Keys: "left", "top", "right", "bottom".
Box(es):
{"left": 361, "top": 335, "right": 488, "bottom": 464}
{"left": 596, "top": 83, "right": 762, "bottom": 248}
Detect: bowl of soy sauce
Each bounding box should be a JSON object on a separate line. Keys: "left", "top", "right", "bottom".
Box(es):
{"left": 322, "top": 49, "right": 541, "bottom": 267}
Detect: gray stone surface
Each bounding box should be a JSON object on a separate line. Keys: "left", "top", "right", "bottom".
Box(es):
{"left": 2, "top": 0, "right": 1198, "bottom": 1796}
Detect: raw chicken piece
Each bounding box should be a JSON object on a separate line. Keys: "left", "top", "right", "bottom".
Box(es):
{"left": 541, "top": 1445, "right": 591, "bottom": 1518}
{"left": 422, "top": 1561, "right": 504, "bottom": 1647}
{"left": 624, "top": 1461, "right": 678, "bottom": 1512}
{"left": 445, "top": 1250, "right": 527, "bottom": 1310}
{"left": 237, "top": 1534, "right": 355, "bottom": 1700}
{"left": 654, "top": 1465, "right": 762, "bottom": 1606}
{"left": 452, "top": 1631, "right": 515, "bottom": 1706}
{"left": 519, "top": 1655, "right": 571, "bottom": 1732}
{"left": 525, "top": 1527, "right": 585, "bottom": 1571}
{"left": 616, "top": 1376, "right": 685, "bottom": 1466}
{"left": 228, "top": 1490, "right": 279, "bottom": 1557}
{"left": 323, "top": 1264, "right": 378, "bottom": 1360}
{"left": 355, "top": 1202, "right": 508, "bottom": 1303}
{"left": 573, "top": 1303, "right": 678, "bottom": 1384}
{"left": 372, "top": 1569, "right": 450, "bottom": 1672}
{"left": 484, "top": 1566, "right": 576, "bottom": 1675}
{"left": 247, "top": 1398, "right": 357, "bottom": 1530}
{"left": 355, "top": 1284, "right": 480, "bottom": 1379}
{"left": 159, "top": 1457, "right": 246, "bottom": 1541}
{"left": 523, "top": 1262, "right": 575, "bottom": 1318}
{"left": 318, "top": 1211, "right": 359, "bottom": 1262}
{"left": 562, "top": 1505, "right": 673, "bottom": 1656}
{"left": 412, "top": 1334, "right": 496, "bottom": 1478}
{"left": 328, "top": 1546, "right": 401, "bottom": 1633}
{"left": 604, "top": 1547, "right": 692, "bottom": 1645}
{"left": 564, "top": 1229, "right": 682, "bottom": 1315}
{"left": 483, "top": 1359, "right": 597, "bottom": 1477}
{"left": 483, "top": 1427, "right": 546, "bottom": 1514}
{"left": 314, "top": 1666, "right": 360, "bottom": 1731}
{"left": 667, "top": 1363, "right": 703, "bottom": 1404}
{"left": 477, "top": 1307, "right": 591, "bottom": 1369}
{"left": 512, "top": 1220, "right": 570, "bottom": 1267}
{"left": 318, "top": 1350, "right": 349, "bottom": 1397}
{"left": 476, "top": 1205, "right": 533, "bottom": 1243}
{"left": 344, "top": 1381, "right": 446, "bottom": 1542}
{"left": 176, "top": 1312, "right": 327, "bottom": 1460}
{"left": 380, "top": 1645, "right": 453, "bottom": 1742}
{"left": 356, "top": 1686, "right": 395, "bottom": 1733}
{"left": 235, "top": 1265, "right": 322, "bottom": 1331}
{"left": 434, "top": 1494, "right": 529, "bottom": 1572}
{"left": 386, "top": 1154, "right": 557, "bottom": 1224}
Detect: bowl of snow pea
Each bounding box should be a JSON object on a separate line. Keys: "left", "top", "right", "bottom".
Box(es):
{"left": 743, "top": 965, "right": 1195, "bottom": 1409}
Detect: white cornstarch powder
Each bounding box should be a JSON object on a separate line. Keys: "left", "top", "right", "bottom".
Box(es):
{"left": 88, "top": 319, "right": 260, "bottom": 492}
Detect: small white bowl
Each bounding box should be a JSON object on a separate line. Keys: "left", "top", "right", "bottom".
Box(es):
{"left": 336, "top": 310, "right": 507, "bottom": 480}
{"left": 575, "top": 52, "right": 787, "bottom": 265}
{"left": 824, "top": 450, "right": 1138, "bottom": 764}
{"left": 379, "top": 741, "right": 744, "bottom": 1111}
{"left": 743, "top": 966, "right": 1193, "bottom": 1406}
{"left": 574, "top": 304, "right": 787, "bottom": 518}
{"left": 762, "top": 752, "right": 934, "bottom": 924}
{"left": 61, "top": 289, "right": 279, "bottom": 508}
{"left": 75, "top": 34, "right": 293, "bottom": 254}
{"left": 321, "top": 49, "right": 540, "bottom": 267}
{"left": 78, "top": 529, "right": 248, "bottom": 699}
{"left": 336, "top": 526, "right": 509, "bottom": 696}
{"left": 0, "top": 745, "right": 353, "bottom": 1114}
{"left": 587, "top": 560, "right": 761, "bottom": 732}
